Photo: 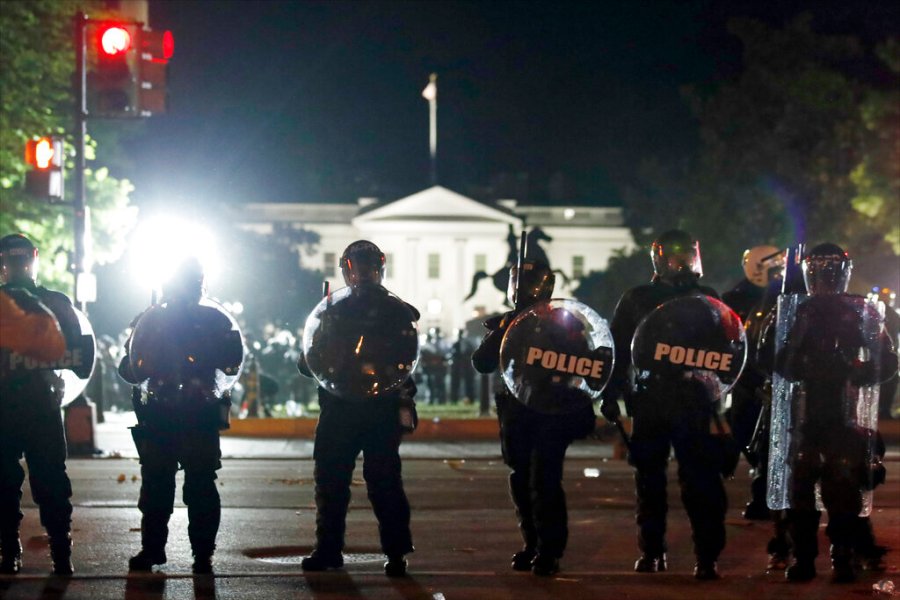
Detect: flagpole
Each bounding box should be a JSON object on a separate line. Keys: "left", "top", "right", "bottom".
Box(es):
{"left": 422, "top": 73, "right": 438, "bottom": 185}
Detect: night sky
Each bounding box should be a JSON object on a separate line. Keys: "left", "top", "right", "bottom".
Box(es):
{"left": 107, "top": 0, "right": 898, "bottom": 210}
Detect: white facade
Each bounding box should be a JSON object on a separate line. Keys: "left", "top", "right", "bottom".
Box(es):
{"left": 236, "top": 186, "right": 634, "bottom": 333}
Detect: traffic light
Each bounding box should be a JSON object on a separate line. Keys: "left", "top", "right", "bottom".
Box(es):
{"left": 86, "top": 21, "right": 174, "bottom": 118}
{"left": 24, "top": 137, "right": 65, "bottom": 200}
{"left": 87, "top": 22, "right": 140, "bottom": 117}
{"left": 138, "top": 29, "right": 174, "bottom": 115}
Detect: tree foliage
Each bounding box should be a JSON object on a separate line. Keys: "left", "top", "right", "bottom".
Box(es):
{"left": 0, "top": 0, "right": 136, "bottom": 294}
{"left": 620, "top": 15, "right": 899, "bottom": 290}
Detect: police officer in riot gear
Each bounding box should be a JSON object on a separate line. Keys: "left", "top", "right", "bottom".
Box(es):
{"left": 472, "top": 259, "right": 597, "bottom": 577}
{"left": 119, "top": 257, "right": 244, "bottom": 574}
{"left": 0, "top": 234, "right": 80, "bottom": 575}
{"left": 722, "top": 245, "right": 784, "bottom": 520}
{"left": 771, "top": 243, "right": 897, "bottom": 583}
{"left": 298, "top": 240, "right": 417, "bottom": 577}
{"left": 601, "top": 229, "right": 728, "bottom": 580}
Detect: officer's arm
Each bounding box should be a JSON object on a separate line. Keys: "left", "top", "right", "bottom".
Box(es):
{"left": 471, "top": 312, "right": 514, "bottom": 374}
{"left": 601, "top": 290, "right": 637, "bottom": 408}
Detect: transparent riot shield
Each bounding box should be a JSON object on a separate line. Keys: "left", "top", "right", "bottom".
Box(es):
{"left": 631, "top": 295, "right": 747, "bottom": 399}
{"left": 129, "top": 297, "right": 244, "bottom": 399}
{"left": 303, "top": 286, "right": 419, "bottom": 399}
{"left": 58, "top": 307, "right": 97, "bottom": 405}
{"left": 500, "top": 299, "right": 614, "bottom": 415}
{"left": 767, "top": 294, "right": 886, "bottom": 515}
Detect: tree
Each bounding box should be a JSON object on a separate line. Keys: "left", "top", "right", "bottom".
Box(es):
{"left": 620, "top": 16, "right": 899, "bottom": 290}
{"left": 217, "top": 222, "right": 323, "bottom": 338}
{"left": 0, "top": 0, "right": 136, "bottom": 294}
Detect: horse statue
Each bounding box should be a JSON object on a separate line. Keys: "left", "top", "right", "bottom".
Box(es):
{"left": 464, "top": 225, "right": 568, "bottom": 304}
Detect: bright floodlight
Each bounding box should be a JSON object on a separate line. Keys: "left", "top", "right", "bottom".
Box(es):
{"left": 130, "top": 216, "right": 220, "bottom": 297}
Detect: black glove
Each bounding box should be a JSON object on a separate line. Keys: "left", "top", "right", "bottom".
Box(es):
{"left": 600, "top": 397, "right": 621, "bottom": 422}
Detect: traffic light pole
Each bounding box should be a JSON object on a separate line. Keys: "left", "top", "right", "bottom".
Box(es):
{"left": 73, "top": 12, "right": 88, "bottom": 311}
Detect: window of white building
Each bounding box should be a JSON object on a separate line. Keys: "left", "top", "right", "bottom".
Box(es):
{"left": 572, "top": 255, "right": 585, "bottom": 278}
{"left": 385, "top": 253, "right": 394, "bottom": 279}
{"left": 324, "top": 252, "right": 336, "bottom": 277}
{"left": 428, "top": 253, "right": 440, "bottom": 279}
{"left": 474, "top": 253, "right": 487, "bottom": 273}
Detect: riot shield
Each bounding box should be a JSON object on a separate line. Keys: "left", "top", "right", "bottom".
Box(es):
{"left": 129, "top": 297, "right": 244, "bottom": 398}
{"left": 1, "top": 305, "right": 96, "bottom": 406}
{"left": 302, "top": 285, "right": 419, "bottom": 399}
{"left": 631, "top": 295, "right": 747, "bottom": 398}
{"left": 500, "top": 299, "right": 614, "bottom": 415}
{"left": 767, "top": 294, "right": 886, "bottom": 515}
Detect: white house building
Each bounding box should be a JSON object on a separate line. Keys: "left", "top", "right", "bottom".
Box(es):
{"left": 235, "top": 186, "right": 634, "bottom": 334}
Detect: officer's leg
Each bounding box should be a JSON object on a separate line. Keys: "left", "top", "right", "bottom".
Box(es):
{"left": 629, "top": 405, "right": 671, "bottom": 571}
{"left": 530, "top": 423, "right": 572, "bottom": 575}
{"left": 181, "top": 429, "right": 222, "bottom": 572}
{"left": 361, "top": 410, "right": 413, "bottom": 562}
{"left": 0, "top": 437, "right": 25, "bottom": 574}
{"left": 310, "top": 403, "right": 359, "bottom": 561}
{"left": 22, "top": 406, "right": 74, "bottom": 574}
{"left": 673, "top": 430, "right": 727, "bottom": 578}
{"left": 821, "top": 443, "right": 865, "bottom": 582}
{"left": 785, "top": 451, "right": 822, "bottom": 581}
{"left": 499, "top": 411, "right": 538, "bottom": 569}
{"left": 132, "top": 433, "right": 178, "bottom": 569}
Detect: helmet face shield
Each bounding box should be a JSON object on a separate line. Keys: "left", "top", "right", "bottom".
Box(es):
{"left": 508, "top": 261, "right": 555, "bottom": 307}
{"left": 340, "top": 240, "right": 385, "bottom": 288}
{"left": 651, "top": 231, "right": 703, "bottom": 280}
{"left": 0, "top": 234, "right": 39, "bottom": 284}
{"left": 802, "top": 244, "right": 851, "bottom": 295}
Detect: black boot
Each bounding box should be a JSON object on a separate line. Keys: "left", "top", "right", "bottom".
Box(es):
{"left": 785, "top": 559, "right": 816, "bottom": 582}
{"left": 0, "top": 535, "right": 22, "bottom": 575}
{"left": 634, "top": 553, "right": 667, "bottom": 573}
{"left": 531, "top": 555, "right": 560, "bottom": 577}
{"left": 693, "top": 560, "right": 720, "bottom": 580}
{"left": 511, "top": 547, "right": 536, "bottom": 571}
{"left": 192, "top": 554, "right": 214, "bottom": 575}
{"left": 384, "top": 555, "right": 408, "bottom": 577}
{"left": 128, "top": 548, "right": 167, "bottom": 572}
{"left": 49, "top": 533, "right": 73, "bottom": 576}
{"left": 301, "top": 550, "right": 344, "bottom": 571}
{"left": 831, "top": 545, "right": 856, "bottom": 583}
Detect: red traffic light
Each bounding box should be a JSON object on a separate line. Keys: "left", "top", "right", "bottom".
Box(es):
{"left": 100, "top": 26, "right": 132, "bottom": 56}
{"left": 25, "top": 137, "right": 62, "bottom": 170}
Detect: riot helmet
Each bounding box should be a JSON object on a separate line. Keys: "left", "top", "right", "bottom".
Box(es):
{"left": 0, "top": 233, "right": 39, "bottom": 285}
{"left": 742, "top": 245, "right": 784, "bottom": 287}
{"left": 802, "top": 243, "right": 852, "bottom": 295}
{"left": 650, "top": 229, "right": 703, "bottom": 282}
{"left": 340, "top": 240, "right": 385, "bottom": 288}
{"left": 163, "top": 256, "right": 206, "bottom": 303}
{"left": 508, "top": 260, "right": 555, "bottom": 308}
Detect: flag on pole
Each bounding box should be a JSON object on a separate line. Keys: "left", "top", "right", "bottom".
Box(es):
{"left": 422, "top": 73, "right": 437, "bottom": 101}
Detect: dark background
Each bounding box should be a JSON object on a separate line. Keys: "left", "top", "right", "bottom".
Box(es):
{"left": 99, "top": 0, "right": 898, "bottom": 210}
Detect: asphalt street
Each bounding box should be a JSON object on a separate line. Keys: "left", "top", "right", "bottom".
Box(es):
{"left": 0, "top": 419, "right": 898, "bottom": 600}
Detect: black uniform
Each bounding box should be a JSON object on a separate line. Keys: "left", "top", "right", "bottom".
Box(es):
{"left": 776, "top": 294, "right": 897, "bottom": 576}
{"left": 472, "top": 310, "right": 597, "bottom": 572}
{"left": 120, "top": 298, "right": 242, "bottom": 573}
{"left": 298, "top": 284, "right": 418, "bottom": 569}
{"left": 0, "top": 281, "right": 80, "bottom": 574}
{"left": 603, "top": 277, "right": 727, "bottom": 571}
